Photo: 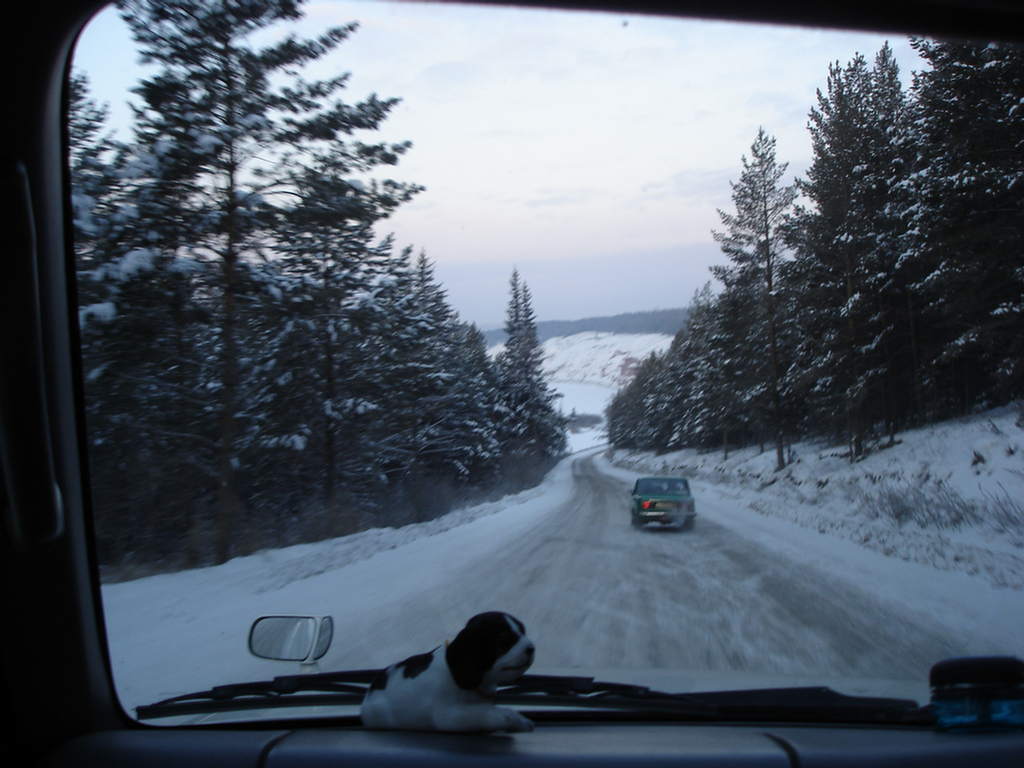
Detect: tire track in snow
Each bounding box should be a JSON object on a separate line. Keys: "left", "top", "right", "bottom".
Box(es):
{"left": 332, "top": 453, "right": 975, "bottom": 686}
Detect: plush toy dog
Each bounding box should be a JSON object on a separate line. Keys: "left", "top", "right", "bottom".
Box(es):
{"left": 361, "top": 611, "right": 535, "bottom": 732}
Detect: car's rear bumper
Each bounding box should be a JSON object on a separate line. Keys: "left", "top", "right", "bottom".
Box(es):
{"left": 636, "top": 511, "right": 696, "bottom": 527}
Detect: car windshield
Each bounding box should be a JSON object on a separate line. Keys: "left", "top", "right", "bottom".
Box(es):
{"left": 70, "top": 0, "right": 1023, "bottom": 725}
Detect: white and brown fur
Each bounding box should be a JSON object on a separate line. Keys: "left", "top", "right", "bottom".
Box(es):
{"left": 360, "top": 612, "right": 535, "bottom": 732}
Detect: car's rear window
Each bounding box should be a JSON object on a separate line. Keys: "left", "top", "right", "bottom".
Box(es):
{"left": 637, "top": 479, "right": 690, "bottom": 495}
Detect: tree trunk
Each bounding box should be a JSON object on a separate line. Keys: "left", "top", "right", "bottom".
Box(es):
{"left": 765, "top": 253, "right": 785, "bottom": 471}
{"left": 214, "top": 86, "right": 241, "bottom": 564}
{"left": 214, "top": 246, "right": 239, "bottom": 565}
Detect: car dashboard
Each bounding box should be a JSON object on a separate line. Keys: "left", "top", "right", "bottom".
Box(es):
{"left": 43, "top": 722, "right": 1024, "bottom": 768}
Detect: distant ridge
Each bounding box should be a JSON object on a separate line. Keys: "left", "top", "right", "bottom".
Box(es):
{"left": 483, "top": 307, "right": 688, "bottom": 345}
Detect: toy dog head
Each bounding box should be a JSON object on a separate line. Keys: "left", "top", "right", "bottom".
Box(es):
{"left": 445, "top": 611, "right": 534, "bottom": 692}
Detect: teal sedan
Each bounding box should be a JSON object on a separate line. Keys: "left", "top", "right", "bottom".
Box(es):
{"left": 630, "top": 477, "right": 696, "bottom": 530}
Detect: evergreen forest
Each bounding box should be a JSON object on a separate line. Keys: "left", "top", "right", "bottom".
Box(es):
{"left": 608, "top": 41, "right": 1024, "bottom": 466}
{"left": 71, "top": 0, "right": 566, "bottom": 572}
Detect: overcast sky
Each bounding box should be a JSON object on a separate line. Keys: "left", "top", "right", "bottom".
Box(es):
{"left": 73, "top": 0, "right": 923, "bottom": 330}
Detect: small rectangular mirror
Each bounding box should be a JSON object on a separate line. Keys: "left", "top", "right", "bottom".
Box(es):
{"left": 248, "top": 615, "right": 333, "bottom": 664}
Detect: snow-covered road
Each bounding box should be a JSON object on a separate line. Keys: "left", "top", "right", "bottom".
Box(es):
{"left": 104, "top": 448, "right": 1019, "bottom": 716}
{"left": 326, "top": 453, "right": 974, "bottom": 680}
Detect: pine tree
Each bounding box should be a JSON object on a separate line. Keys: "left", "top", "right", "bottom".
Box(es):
{"left": 905, "top": 39, "right": 1024, "bottom": 411}
{"left": 495, "top": 270, "right": 566, "bottom": 486}
{"left": 72, "top": 68, "right": 220, "bottom": 565}
{"left": 402, "top": 255, "right": 504, "bottom": 503}
{"left": 439, "top": 321, "right": 505, "bottom": 485}
{"left": 68, "top": 71, "right": 120, "bottom": 260}
{"left": 254, "top": 154, "right": 421, "bottom": 533}
{"left": 677, "top": 284, "right": 730, "bottom": 451}
{"left": 787, "top": 46, "right": 909, "bottom": 458}
{"left": 608, "top": 284, "right": 724, "bottom": 454}
{"left": 107, "top": 0, "right": 415, "bottom": 562}
{"left": 791, "top": 54, "right": 871, "bottom": 456}
{"left": 607, "top": 352, "right": 666, "bottom": 450}
{"left": 712, "top": 128, "right": 796, "bottom": 469}
{"left": 863, "top": 43, "right": 916, "bottom": 441}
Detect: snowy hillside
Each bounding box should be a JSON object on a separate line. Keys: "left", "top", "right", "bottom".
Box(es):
{"left": 541, "top": 335, "right": 1023, "bottom": 590}
{"left": 497, "top": 331, "right": 674, "bottom": 453}
{"left": 610, "top": 406, "right": 1024, "bottom": 589}
{"left": 490, "top": 331, "right": 673, "bottom": 390}
{"left": 541, "top": 332, "right": 674, "bottom": 388}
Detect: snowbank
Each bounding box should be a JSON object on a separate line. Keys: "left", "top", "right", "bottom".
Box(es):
{"left": 103, "top": 456, "right": 581, "bottom": 711}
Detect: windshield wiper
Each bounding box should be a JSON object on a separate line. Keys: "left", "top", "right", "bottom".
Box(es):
{"left": 136, "top": 670, "right": 378, "bottom": 719}
{"left": 496, "top": 674, "right": 721, "bottom": 719}
{"left": 499, "top": 677, "right": 928, "bottom": 725}
{"left": 136, "top": 671, "right": 929, "bottom": 726}
{"left": 136, "top": 671, "right": 711, "bottom": 721}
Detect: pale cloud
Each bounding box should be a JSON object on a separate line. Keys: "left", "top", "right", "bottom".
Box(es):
{"left": 74, "top": 0, "right": 923, "bottom": 329}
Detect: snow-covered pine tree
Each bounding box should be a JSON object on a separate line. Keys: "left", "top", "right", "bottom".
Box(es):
{"left": 790, "top": 55, "right": 871, "bottom": 457}
{"left": 378, "top": 251, "right": 461, "bottom": 518}
{"left": 249, "top": 151, "right": 421, "bottom": 538}
{"left": 787, "top": 47, "right": 908, "bottom": 458}
{"left": 905, "top": 39, "right": 1024, "bottom": 413}
{"left": 862, "top": 44, "right": 917, "bottom": 443}
{"left": 72, "top": 67, "right": 223, "bottom": 566}
{"left": 865, "top": 44, "right": 910, "bottom": 441}
{"left": 69, "top": 71, "right": 121, "bottom": 264}
{"left": 394, "top": 254, "right": 505, "bottom": 511}
{"left": 607, "top": 283, "right": 723, "bottom": 454}
{"left": 712, "top": 128, "right": 796, "bottom": 469}
{"left": 495, "top": 270, "right": 566, "bottom": 486}
{"left": 106, "top": 0, "right": 415, "bottom": 562}
{"left": 438, "top": 320, "right": 505, "bottom": 487}
{"left": 670, "top": 284, "right": 728, "bottom": 451}
{"left": 606, "top": 351, "right": 666, "bottom": 451}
